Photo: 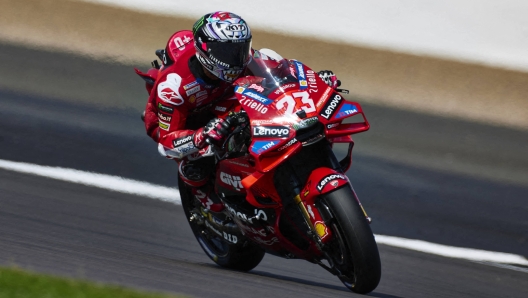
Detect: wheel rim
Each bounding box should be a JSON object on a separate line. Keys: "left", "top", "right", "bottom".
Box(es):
{"left": 199, "top": 226, "right": 230, "bottom": 257}
{"left": 180, "top": 182, "right": 231, "bottom": 258}
{"left": 326, "top": 220, "right": 357, "bottom": 288}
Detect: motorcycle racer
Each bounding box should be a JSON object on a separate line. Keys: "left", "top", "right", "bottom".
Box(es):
{"left": 138, "top": 11, "right": 340, "bottom": 201}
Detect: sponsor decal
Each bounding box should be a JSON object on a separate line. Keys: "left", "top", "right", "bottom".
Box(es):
{"left": 158, "top": 103, "right": 174, "bottom": 114}
{"left": 240, "top": 96, "right": 269, "bottom": 114}
{"left": 306, "top": 70, "right": 318, "bottom": 93}
{"left": 223, "top": 232, "right": 238, "bottom": 244}
{"left": 251, "top": 119, "right": 274, "bottom": 125}
{"left": 330, "top": 181, "right": 339, "bottom": 187}
{"left": 289, "top": 66, "right": 297, "bottom": 78}
{"left": 245, "top": 91, "right": 272, "bottom": 105}
{"left": 215, "top": 106, "right": 227, "bottom": 112}
{"left": 236, "top": 87, "right": 273, "bottom": 105}
{"left": 320, "top": 93, "right": 343, "bottom": 120}
{"left": 220, "top": 172, "right": 243, "bottom": 191}
{"left": 248, "top": 84, "right": 264, "bottom": 92}
{"left": 225, "top": 204, "right": 268, "bottom": 225}
{"left": 196, "top": 90, "right": 207, "bottom": 97}
{"left": 174, "top": 35, "right": 192, "bottom": 51}
{"left": 193, "top": 133, "right": 204, "bottom": 148}
{"left": 315, "top": 221, "right": 329, "bottom": 239}
{"left": 335, "top": 103, "right": 358, "bottom": 119}
{"left": 316, "top": 87, "right": 333, "bottom": 109}
{"left": 173, "top": 135, "right": 192, "bottom": 147}
{"left": 293, "top": 60, "right": 308, "bottom": 90}
{"left": 253, "top": 126, "right": 290, "bottom": 138}
{"left": 159, "top": 121, "right": 170, "bottom": 131}
{"left": 251, "top": 140, "right": 279, "bottom": 154}
{"left": 183, "top": 80, "right": 199, "bottom": 90}
{"left": 158, "top": 112, "right": 172, "bottom": 122}
{"left": 326, "top": 122, "right": 340, "bottom": 129}
{"left": 185, "top": 85, "right": 201, "bottom": 96}
{"left": 277, "top": 138, "right": 297, "bottom": 151}
{"left": 293, "top": 116, "right": 318, "bottom": 130}
{"left": 316, "top": 173, "right": 347, "bottom": 192}
{"left": 226, "top": 24, "right": 247, "bottom": 32}
{"left": 167, "top": 140, "right": 196, "bottom": 157}
{"left": 294, "top": 60, "right": 305, "bottom": 80}
{"left": 189, "top": 95, "right": 196, "bottom": 104}
{"left": 158, "top": 73, "right": 184, "bottom": 105}
{"left": 275, "top": 83, "right": 297, "bottom": 94}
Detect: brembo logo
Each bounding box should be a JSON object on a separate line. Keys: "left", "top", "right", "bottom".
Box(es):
{"left": 317, "top": 174, "right": 347, "bottom": 192}
{"left": 253, "top": 126, "right": 290, "bottom": 138}
{"left": 320, "top": 94, "right": 342, "bottom": 119}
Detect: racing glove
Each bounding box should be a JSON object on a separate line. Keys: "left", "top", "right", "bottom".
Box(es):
{"left": 193, "top": 118, "right": 228, "bottom": 148}
{"left": 317, "top": 70, "right": 340, "bottom": 90}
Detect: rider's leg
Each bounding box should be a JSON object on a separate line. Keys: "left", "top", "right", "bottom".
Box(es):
{"left": 179, "top": 157, "right": 224, "bottom": 212}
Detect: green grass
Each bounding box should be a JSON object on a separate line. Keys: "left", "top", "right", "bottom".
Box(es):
{"left": 0, "top": 267, "right": 186, "bottom": 298}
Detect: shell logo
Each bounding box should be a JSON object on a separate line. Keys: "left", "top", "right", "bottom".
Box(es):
{"left": 315, "top": 221, "right": 329, "bottom": 239}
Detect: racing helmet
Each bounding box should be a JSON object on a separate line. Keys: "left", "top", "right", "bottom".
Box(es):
{"left": 192, "top": 11, "right": 252, "bottom": 82}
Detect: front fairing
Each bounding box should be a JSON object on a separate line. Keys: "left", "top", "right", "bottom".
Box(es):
{"left": 234, "top": 58, "right": 368, "bottom": 173}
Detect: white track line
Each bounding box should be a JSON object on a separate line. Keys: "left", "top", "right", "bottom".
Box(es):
{"left": 375, "top": 235, "right": 528, "bottom": 266}
{"left": 0, "top": 159, "right": 180, "bottom": 204}
{"left": 1, "top": 159, "right": 526, "bottom": 267}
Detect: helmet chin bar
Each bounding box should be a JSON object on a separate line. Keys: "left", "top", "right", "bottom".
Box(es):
{"left": 221, "top": 69, "right": 243, "bottom": 82}
{"left": 195, "top": 47, "right": 244, "bottom": 82}
{"left": 202, "top": 66, "right": 219, "bottom": 81}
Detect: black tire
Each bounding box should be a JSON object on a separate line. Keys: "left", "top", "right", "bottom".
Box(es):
{"left": 178, "top": 177, "right": 265, "bottom": 271}
{"left": 320, "top": 185, "right": 381, "bottom": 294}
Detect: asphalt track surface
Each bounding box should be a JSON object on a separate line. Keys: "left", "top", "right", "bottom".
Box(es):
{"left": 1, "top": 43, "right": 527, "bottom": 297}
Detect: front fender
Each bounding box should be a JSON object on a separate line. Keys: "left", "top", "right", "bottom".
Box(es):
{"left": 294, "top": 167, "right": 350, "bottom": 243}
{"left": 304, "top": 167, "right": 349, "bottom": 196}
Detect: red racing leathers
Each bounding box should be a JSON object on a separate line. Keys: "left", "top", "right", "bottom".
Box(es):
{"left": 139, "top": 30, "right": 280, "bottom": 162}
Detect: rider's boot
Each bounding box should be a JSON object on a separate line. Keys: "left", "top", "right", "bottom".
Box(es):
{"left": 179, "top": 159, "right": 224, "bottom": 212}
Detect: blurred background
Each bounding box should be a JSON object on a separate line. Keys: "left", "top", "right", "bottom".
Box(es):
{"left": 0, "top": 0, "right": 527, "bottom": 297}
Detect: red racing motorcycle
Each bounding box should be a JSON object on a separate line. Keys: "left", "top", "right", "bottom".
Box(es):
{"left": 178, "top": 57, "right": 381, "bottom": 294}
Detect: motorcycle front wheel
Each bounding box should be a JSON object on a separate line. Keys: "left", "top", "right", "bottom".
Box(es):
{"left": 178, "top": 176, "right": 265, "bottom": 271}
{"left": 319, "top": 185, "right": 381, "bottom": 294}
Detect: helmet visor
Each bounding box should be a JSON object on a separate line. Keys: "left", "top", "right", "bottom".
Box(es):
{"left": 206, "top": 40, "right": 252, "bottom": 69}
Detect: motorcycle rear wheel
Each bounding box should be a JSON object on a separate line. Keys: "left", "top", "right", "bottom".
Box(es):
{"left": 320, "top": 185, "right": 381, "bottom": 294}
{"left": 178, "top": 177, "right": 265, "bottom": 271}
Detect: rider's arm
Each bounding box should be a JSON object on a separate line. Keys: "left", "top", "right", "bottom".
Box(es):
{"left": 144, "top": 90, "right": 160, "bottom": 142}
{"left": 155, "top": 97, "right": 201, "bottom": 160}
